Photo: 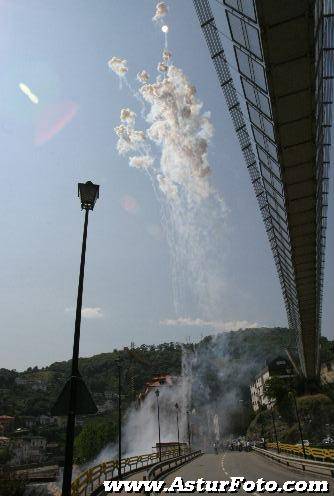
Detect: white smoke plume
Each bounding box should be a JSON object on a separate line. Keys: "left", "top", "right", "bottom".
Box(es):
{"left": 162, "top": 50, "right": 172, "bottom": 61}
{"left": 73, "top": 327, "right": 275, "bottom": 472}
{"left": 157, "top": 61, "right": 168, "bottom": 73}
{"left": 120, "top": 107, "right": 136, "bottom": 124}
{"left": 109, "top": 1, "right": 228, "bottom": 317}
{"left": 129, "top": 155, "right": 154, "bottom": 169}
{"left": 153, "top": 2, "right": 168, "bottom": 22}
{"left": 108, "top": 56, "right": 128, "bottom": 77}
{"left": 160, "top": 318, "right": 259, "bottom": 332}
{"left": 123, "top": 380, "right": 190, "bottom": 456}
{"left": 138, "top": 64, "right": 214, "bottom": 203}
{"left": 137, "top": 70, "right": 150, "bottom": 83}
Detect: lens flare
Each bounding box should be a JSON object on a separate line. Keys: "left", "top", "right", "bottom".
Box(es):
{"left": 19, "top": 82, "right": 39, "bottom": 104}
{"left": 34, "top": 101, "right": 78, "bottom": 146}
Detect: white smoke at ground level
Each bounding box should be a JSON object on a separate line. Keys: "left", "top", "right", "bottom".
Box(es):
{"left": 123, "top": 382, "right": 190, "bottom": 456}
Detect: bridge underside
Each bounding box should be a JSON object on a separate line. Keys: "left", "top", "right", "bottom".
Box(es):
{"left": 193, "top": 0, "right": 334, "bottom": 378}
{"left": 255, "top": 0, "right": 319, "bottom": 376}
{"left": 194, "top": 0, "right": 333, "bottom": 377}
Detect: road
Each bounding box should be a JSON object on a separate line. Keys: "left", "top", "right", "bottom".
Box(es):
{"left": 163, "top": 451, "right": 333, "bottom": 494}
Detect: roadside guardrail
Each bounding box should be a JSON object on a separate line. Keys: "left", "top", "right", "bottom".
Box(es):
{"left": 266, "top": 442, "right": 334, "bottom": 462}
{"left": 254, "top": 447, "right": 334, "bottom": 478}
{"left": 147, "top": 450, "right": 203, "bottom": 481}
{"left": 71, "top": 447, "right": 189, "bottom": 496}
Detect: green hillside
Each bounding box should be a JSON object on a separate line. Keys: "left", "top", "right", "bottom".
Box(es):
{"left": 1, "top": 327, "right": 333, "bottom": 418}
{"left": 1, "top": 327, "right": 333, "bottom": 463}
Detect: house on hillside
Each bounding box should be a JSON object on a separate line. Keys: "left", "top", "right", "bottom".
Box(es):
{"left": 38, "top": 414, "right": 56, "bottom": 426}
{"left": 21, "top": 416, "right": 39, "bottom": 429}
{"left": 10, "top": 436, "right": 47, "bottom": 464}
{"left": 250, "top": 357, "right": 294, "bottom": 412}
{"left": 138, "top": 374, "right": 176, "bottom": 403}
{"left": 0, "top": 415, "right": 15, "bottom": 434}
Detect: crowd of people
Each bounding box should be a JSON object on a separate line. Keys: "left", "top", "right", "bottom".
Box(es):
{"left": 212, "top": 438, "right": 266, "bottom": 453}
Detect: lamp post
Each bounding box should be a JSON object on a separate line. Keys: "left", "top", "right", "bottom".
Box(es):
{"left": 155, "top": 390, "right": 162, "bottom": 462}
{"left": 270, "top": 410, "right": 280, "bottom": 454}
{"left": 117, "top": 361, "right": 122, "bottom": 480}
{"left": 289, "top": 391, "right": 306, "bottom": 459}
{"left": 239, "top": 399, "right": 245, "bottom": 434}
{"left": 62, "top": 181, "right": 100, "bottom": 496}
{"left": 175, "top": 403, "right": 180, "bottom": 456}
{"left": 260, "top": 408, "right": 266, "bottom": 449}
{"left": 186, "top": 411, "right": 191, "bottom": 451}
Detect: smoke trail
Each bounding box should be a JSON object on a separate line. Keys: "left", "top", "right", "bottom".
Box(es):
{"left": 109, "top": 2, "right": 227, "bottom": 317}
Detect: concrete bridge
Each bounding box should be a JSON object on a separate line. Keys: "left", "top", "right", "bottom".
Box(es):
{"left": 71, "top": 444, "right": 334, "bottom": 495}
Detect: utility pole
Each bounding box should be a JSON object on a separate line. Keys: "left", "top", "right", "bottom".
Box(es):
{"left": 260, "top": 409, "right": 266, "bottom": 449}
{"left": 270, "top": 410, "right": 280, "bottom": 453}
{"left": 290, "top": 391, "right": 306, "bottom": 459}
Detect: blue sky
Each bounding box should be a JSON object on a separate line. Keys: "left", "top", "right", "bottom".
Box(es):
{"left": 0, "top": 0, "right": 333, "bottom": 370}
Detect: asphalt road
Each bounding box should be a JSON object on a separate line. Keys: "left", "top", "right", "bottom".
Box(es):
{"left": 163, "top": 451, "right": 333, "bottom": 495}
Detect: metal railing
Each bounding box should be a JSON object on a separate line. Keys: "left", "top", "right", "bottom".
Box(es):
{"left": 255, "top": 447, "right": 334, "bottom": 478}
{"left": 266, "top": 442, "right": 334, "bottom": 462}
{"left": 147, "top": 450, "right": 203, "bottom": 481}
{"left": 71, "top": 447, "right": 189, "bottom": 496}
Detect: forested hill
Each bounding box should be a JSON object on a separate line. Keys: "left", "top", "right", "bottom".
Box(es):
{"left": 1, "top": 327, "right": 333, "bottom": 417}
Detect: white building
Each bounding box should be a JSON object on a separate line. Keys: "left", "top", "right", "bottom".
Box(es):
{"left": 250, "top": 357, "right": 294, "bottom": 412}
{"left": 10, "top": 436, "right": 47, "bottom": 464}
{"left": 38, "top": 415, "right": 56, "bottom": 426}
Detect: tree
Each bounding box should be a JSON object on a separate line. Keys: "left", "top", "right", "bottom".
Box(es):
{"left": 264, "top": 377, "right": 294, "bottom": 423}
{"left": 0, "top": 447, "right": 11, "bottom": 465}
{"left": 264, "top": 377, "right": 288, "bottom": 404}
{"left": 74, "top": 418, "right": 116, "bottom": 465}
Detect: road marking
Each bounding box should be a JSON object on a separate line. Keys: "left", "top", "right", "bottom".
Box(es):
{"left": 221, "top": 455, "right": 230, "bottom": 476}
{"left": 223, "top": 452, "right": 263, "bottom": 496}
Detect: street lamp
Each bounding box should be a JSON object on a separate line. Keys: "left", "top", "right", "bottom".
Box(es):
{"left": 186, "top": 411, "right": 191, "bottom": 451}
{"left": 116, "top": 360, "right": 122, "bottom": 480}
{"left": 61, "top": 181, "right": 100, "bottom": 496}
{"left": 175, "top": 403, "right": 180, "bottom": 456}
{"left": 155, "top": 390, "right": 162, "bottom": 462}
{"left": 289, "top": 390, "right": 306, "bottom": 459}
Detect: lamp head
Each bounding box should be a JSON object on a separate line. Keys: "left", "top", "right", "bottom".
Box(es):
{"left": 78, "top": 181, "right": 100, "bottom": 210}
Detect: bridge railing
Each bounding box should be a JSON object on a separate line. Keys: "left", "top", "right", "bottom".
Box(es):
{"left": 147, "top": 450, "right": 202, "bottom": 480}
{"left": 266, "top": 442, "right": 334, "bottom": 462}
{"left": 71, "top": 447, "right": 189, "bottom": 496}
{"left": 254, "top": 447, "right": 334, "bottom": 478}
